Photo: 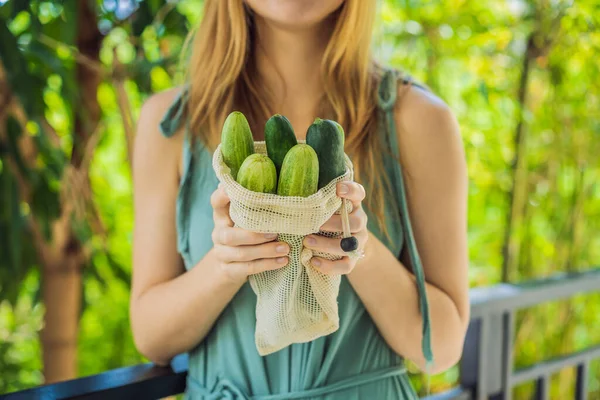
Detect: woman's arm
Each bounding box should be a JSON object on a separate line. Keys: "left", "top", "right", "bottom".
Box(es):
{"left": 129, "top": 90, "right": 289, "bottom": 365}
{"left": 348, "top": 85, "right": 470, "bottom": 373}
{"left": 129, "top": 90, "right": 243, "bottom": 365}
{"left": 305, "top": 85, "right": 470, "bottom": 373}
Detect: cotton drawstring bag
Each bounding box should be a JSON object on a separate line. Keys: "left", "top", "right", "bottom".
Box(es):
{"left": 213, "top": 141, "right": 358, "bottom": 355}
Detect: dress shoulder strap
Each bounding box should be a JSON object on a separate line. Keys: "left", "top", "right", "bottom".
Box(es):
{"left": 157, "top": 85, "right": 195, "bottom": 266}
{"left": 159, "top": 86, "right": 190, "bottom": 138}
{"left": 376, "top": 67, "right": 435, "bottom": 370}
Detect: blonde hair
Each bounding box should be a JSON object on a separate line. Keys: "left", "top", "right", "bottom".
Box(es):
{"left": 184, "top": 0, "right": 397, "bottom": 236}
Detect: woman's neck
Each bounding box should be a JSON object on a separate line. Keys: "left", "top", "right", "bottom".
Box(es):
{"left": 253, "top": 16, "right": 335, "bottom": 135}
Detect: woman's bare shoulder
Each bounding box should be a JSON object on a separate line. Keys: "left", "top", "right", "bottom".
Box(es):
{"left": 134, "top": 86, "right": 186, "bottom": 179}
{"left": 394, "top": 83, "right": 460, "bottom": 142}
{"left": 138, "top": 86, "right": 186, "bottom": 138}
{"left": 392, "top": 83, "right": 465, "bottom": 176}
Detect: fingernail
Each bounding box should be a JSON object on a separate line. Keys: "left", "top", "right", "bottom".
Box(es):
{"left": 265, "top": 233, "right": 278, "bottom": 239}
{"left": 305, "top": 236, "right": 317, "bottom": 246}
{"left": 277, "top": 257, "right": 288, "bottom": 264}
{"left": 338, "top": 184, "right": 349, "bottom": 195}
{"left": 276, "top": 244, "right": 288, "bottom": 253}
{"left": 312, "top": 258, "right": 321, "bottom": 267}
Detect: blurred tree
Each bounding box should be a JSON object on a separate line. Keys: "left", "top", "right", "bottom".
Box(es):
{"left": 0, "top": 0, "right": 599, "bottom": 397}
{"left": 1, "top": 0, "right": 105, "bottom": 383}
{"left": 0, "top": 0, "right": 190, "bottom": 385}
{"left": 501, "top": 0, "right": 570, "bottom": 284}
{"left": 381, "top": 0, "right": 600, "bottom": 396}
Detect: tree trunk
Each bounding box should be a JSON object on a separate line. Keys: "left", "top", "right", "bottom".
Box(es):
{"left": 40, "top": 251, "right": 83, "bottom": 382}
{"left": 72, "top": 0, "right": 102, "bottom": 168}
{"left": 501, "top": 36, "right": 534, "bottom": 283}
{"left": 424, "top": 26, "right": 439, "bottom": 94}
{"left": 501, "top": 4, "right": 566, "bottom": 282}
{"left": 0, "top": 64, "right": 85, "bottom": 384}
{"left": 40, "top": 0, "right": 103, "bottom": 383}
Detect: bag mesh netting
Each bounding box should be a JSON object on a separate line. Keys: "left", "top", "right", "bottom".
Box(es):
{"left": 212, "top": 141, "right": 356, "bottom": 355}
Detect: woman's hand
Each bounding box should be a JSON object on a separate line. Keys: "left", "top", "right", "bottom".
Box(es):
{"left": 211, "top": 185, "right": 290, "bottom": 284}
{"left": 303, "top": 182, "right": 369, "bottom": 275}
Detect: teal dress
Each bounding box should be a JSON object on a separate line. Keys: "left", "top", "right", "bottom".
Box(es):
{"left": 158, "top": 68, "right": 433, "bottom": 399}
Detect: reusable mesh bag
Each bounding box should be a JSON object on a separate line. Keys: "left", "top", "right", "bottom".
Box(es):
{"left": 212, "top": 141, "right": 357, "bottom": 356}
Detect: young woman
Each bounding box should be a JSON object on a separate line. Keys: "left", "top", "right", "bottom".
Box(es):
{"left": 130, "top": 1, "right": 470, "bottom": 398}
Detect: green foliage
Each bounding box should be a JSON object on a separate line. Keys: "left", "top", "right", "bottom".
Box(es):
{"left": 0, "top": 0, "right": 598, "bottom": 398}
{"left": 0, "top": 272, "right": 43, "bottom": 393}
{"left": 0, "top": 0, "right": 195, "bottom": 390}
{"left": 378, "top": 0, "right": 600, "bottom": 396}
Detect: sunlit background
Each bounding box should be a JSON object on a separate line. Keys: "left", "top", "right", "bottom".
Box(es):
{"left": 0, "top": 0, "right": 599, "bottom": 398}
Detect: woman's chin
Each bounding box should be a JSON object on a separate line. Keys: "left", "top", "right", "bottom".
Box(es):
{"left": 247, "top": 0, "right": 344, "bottom": 31}
{"left": 261, "top": 16, "right": 331, "bottom": 32}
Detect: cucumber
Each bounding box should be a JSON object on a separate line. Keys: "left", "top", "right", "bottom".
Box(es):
{"left": 265, "top": 114, "right": 298, "bottom": 174}
{"left": 332, "top": 120, "right": 345, "bottom": 145}
{"left": 306, "top": 118, "right": 346, "bottom": 189}
{"left": 220, "top": 111, "right": 254, "bottom": 180}
{"left": 277, "top": 144, "right": 319, "bottom": 197}
{"left": 236, "top": 154, "right": 277, "bottom": 194}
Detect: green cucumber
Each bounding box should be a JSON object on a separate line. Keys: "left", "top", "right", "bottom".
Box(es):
{"left": 277, "top": 144, "right": 319, "bottom": 197}
{"left": 236, "top": 154, "right": 277, "bottom": 194}
{"left": 265, "top": 114, "right": 298, "bottom": 174}
{"left": 220, "top": 111, "right": 254, "bottom": 179}
{"left": 332, "top": 120, "right": 345, "bottom": 145}
{"left": 306, "top": 118, "right": 346, "bottom": 189}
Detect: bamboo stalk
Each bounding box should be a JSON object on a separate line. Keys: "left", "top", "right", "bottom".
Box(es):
{"left": 113, "top": 50, "right": 136, "bottom": 169}
{"left": 501, "top": 36, "right": 534, "bottom": 283}
{"left": 501, "top": 3, "right": 567, "bottom": 283}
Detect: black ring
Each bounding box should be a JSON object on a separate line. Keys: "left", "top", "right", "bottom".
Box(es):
{"left": 340, "top": 236, "right": 359, "bottom": 252}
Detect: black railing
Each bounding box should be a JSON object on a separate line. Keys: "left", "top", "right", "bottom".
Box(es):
{"left": 454, "top": 267, "right": 600, "bottom": 400}
{"left": 2, "top": 267, "right": 599, "bottom": 400}
{"left": 0, "top": 355, "right": 188, "bottom": 400}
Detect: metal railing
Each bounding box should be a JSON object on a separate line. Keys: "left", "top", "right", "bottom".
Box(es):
{"left": 2, "top": 268, "right": 599, "bottom": 400}
{"left": 450, "top": 267, "right": 600, "bottom": 400}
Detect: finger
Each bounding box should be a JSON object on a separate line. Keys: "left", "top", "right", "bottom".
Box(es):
{"left": 319, "top": 208, "right": 367, "bottom": 233}
{"left": 222, "top": 257, "right": 289, "bottom": 282}
{"left": 213, "top": 227, "right": 279, "bottom": 246}
{"left": 215, "top": 240, "right": 290, "bottom": 262}
{"left": 243, "top": 257, "right": 289, "bottom": 275}
{"left": 304, "top": 230, "right": 368, "bottom": 255}
{"left": 303, "top": 235, "right": 348, "bottom": 257}
{"left": 337, "top": 182, "right": 366, "bottom": 210}
{"left": 210, "top": 185, "right": 230, "bottom": 209}
{"left": 211, "top": 187, "right": 233, "bottom": 227}
{"left": 213, "top": 207, "right": 234, "bottom": 228}
{"left": 310, "top": 256, "right": 353, "bottom": 275}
